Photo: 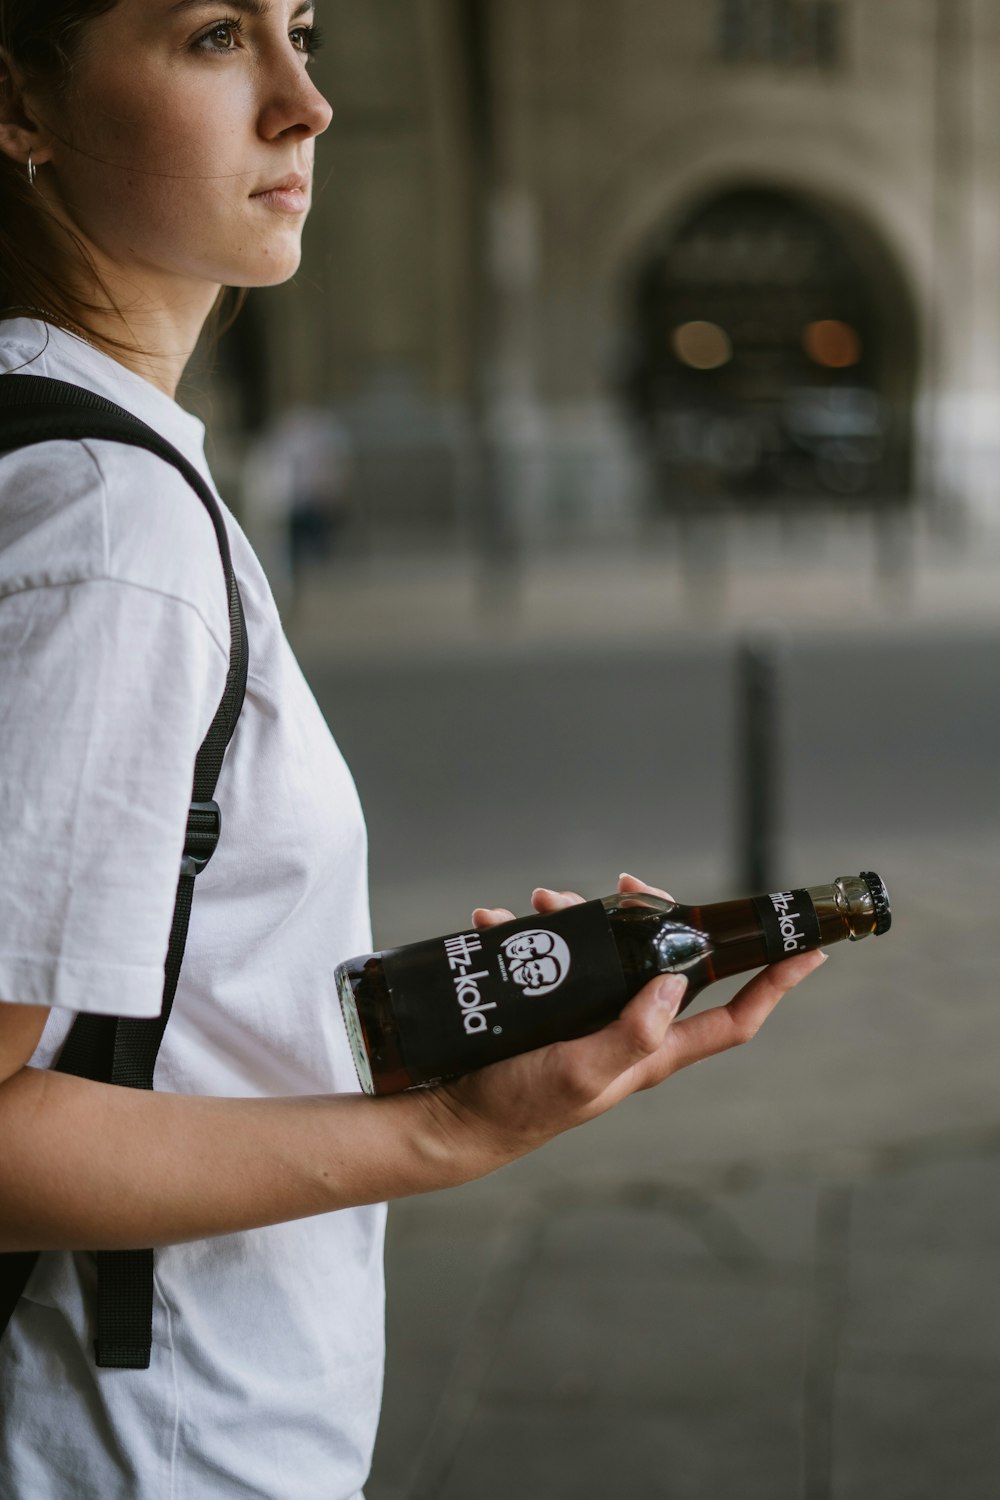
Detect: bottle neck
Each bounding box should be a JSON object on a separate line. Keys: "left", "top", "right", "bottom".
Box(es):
{"left": 805, "top": 877, "right": 881, "bottom": 944}
{"left": 602, "top": 874, "right": 885, "bottom": 989}
{"left": 685, "top": 878, "right": 879, "bottom": 986}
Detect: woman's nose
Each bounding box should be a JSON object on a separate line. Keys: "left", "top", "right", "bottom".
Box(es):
{"left": 259, "top": 63, "right": 333, "bottom": 143}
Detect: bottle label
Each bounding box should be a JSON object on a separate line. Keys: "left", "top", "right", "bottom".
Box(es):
{"left": 382, "top": 899, "right": 629, "bottom": 1084}
{"left": 752, "top": 889, "right": 821, "bottom": 962}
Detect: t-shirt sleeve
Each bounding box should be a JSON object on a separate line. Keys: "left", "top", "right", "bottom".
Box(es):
{"left": 0, "top": 577, "right": 229, "bottom": 1018}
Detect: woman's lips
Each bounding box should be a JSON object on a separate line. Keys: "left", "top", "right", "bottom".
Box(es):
{"left": 250, "top": 178, "right": 308, "bottom": 214}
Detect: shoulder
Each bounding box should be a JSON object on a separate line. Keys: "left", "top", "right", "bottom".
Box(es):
{"left": 85, "top": 438, "right": 231, "bottom": 656}
{"left": 0, "top": 434, "right": 231, "bottom": 660}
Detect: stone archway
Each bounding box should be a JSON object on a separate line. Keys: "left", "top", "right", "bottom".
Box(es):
{"left": 619, "top": 184, "right": 920, "bottom": 510}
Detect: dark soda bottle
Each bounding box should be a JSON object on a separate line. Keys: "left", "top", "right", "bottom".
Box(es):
{"left": 336, "top": 872, "right": 891, "bottom": 1096}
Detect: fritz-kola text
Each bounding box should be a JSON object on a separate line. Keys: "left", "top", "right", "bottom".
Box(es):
{"left": 445, "top": 933, "right": 496, "bottom": 1034}
{"left": 769, "top": 891, "right": 807, "bottom": 952}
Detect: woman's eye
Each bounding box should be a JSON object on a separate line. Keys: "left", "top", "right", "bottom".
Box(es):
{"left": 195, "top": 18, "right": 322, "bottom": 57}
{"left": 197, "top": 19, "right": 242, "bottom": 52}
{"left": 291, "top": 24, "right": 324, "bottom": 57}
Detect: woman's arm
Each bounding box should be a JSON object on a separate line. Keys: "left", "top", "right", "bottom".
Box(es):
{"left": 0, "top": 879, "right": 824, "bottom": 1254}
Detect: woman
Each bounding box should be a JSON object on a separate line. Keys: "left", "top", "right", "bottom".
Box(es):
{"left": 0, "top": 3, "right": 825, "bottom": 1496}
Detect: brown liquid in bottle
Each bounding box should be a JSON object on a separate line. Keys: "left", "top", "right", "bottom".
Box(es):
{"left": 337, "top": 873, "right": 890, "bottom": 1095}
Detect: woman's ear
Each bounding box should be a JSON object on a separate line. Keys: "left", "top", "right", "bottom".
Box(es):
{"left": 0, "top": 50, "right": 53, "bottom": 172}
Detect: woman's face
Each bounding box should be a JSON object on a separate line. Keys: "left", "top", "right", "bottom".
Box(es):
{"left": 37, "top": 0, "right": 333, "bottom": 297}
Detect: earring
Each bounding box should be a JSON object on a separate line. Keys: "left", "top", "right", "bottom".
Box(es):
{"left": 26, "top": 151, "right": 36, "bottom": 188}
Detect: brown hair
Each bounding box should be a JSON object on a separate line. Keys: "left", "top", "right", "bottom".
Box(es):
{"left": 0, "top": 0, "right": 241, "bottom": 352}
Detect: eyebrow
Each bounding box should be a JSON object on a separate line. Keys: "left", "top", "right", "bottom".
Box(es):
{"left": 169, "top": 0, "right": 314, "bottom": 18}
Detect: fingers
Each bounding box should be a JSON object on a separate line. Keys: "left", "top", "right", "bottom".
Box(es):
{"left": 567, "top": 974, "right": 688, "bottom": 1094}
{"left": 473, "top": 886, "right": 587, "bottom": 929}
{"left": 618, "top": 872, "right": 674, "bottom": 902}
{"left": 429, "top": 971, "right": 690, "bottom": 1171}
{"left": 532, "top": 974, "right": 687, "bottom": 1117}
{"left": 432, "top": 943, "right": 827, "bottom": 1167}
{"left": 660, "top": 949, "right": 828, "bottom": 1075}
{"left": 531, "top": 887, "right": 586, "bottom": 912}
{"left": 475, "top": 872, "right": 674, "bottom": 930}
{"left": 472, "top": 906, "right": 516, "bottom": 929}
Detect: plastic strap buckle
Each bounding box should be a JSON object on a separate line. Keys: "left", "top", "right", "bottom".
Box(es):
{"left": 181, "top": 800, "right": 222, "bottom": 879}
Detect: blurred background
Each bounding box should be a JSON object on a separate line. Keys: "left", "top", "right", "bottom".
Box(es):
{"left": 190, "top": 2, "right": 1000, "bottom": 1496}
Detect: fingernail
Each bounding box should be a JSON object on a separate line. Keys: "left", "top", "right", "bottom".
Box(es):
{"left": 619, "top": 872, "right": 635, "bottom": 883}
{"left": 656, "top": 974, "right": 688, "bottom": 1017}
{"left": 531, "top": 888, "right": 553, "bottom": 901}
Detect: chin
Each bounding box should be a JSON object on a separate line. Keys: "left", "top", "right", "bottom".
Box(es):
{"left": 236, "top": 250, "right": 305, "bottom": 289}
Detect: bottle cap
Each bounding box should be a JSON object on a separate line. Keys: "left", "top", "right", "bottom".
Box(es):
{"left": 859, "top": 872, "right": 891, "bottom": 936}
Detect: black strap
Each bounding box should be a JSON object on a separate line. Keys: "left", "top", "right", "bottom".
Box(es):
{"left": 0, "top": 375, "right": 248, "bottom": 1368}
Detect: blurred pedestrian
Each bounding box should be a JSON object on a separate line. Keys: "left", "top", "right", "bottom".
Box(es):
{"left": 243, "top": 402, "right": 353, "bottom": 612}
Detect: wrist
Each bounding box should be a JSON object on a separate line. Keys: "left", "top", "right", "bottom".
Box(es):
{"left": 389, "top": 1084, "right": 513, "bottom": 1192}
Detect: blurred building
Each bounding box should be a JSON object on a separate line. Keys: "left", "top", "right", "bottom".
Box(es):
{"left": 215, "top": 0, "right": 1000, "bottom": 546}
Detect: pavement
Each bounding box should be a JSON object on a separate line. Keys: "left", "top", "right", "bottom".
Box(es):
{"left": 282, "top": 519, "right": 1000, "bottom": 1500}
{"left": 371, "top": 1134, "right": 1000, "bottom": 1500}
{"left": 358, "top": 842, "right": 1000, "bottom": 1500}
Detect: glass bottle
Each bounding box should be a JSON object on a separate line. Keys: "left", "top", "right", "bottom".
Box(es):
{"left": 336, "top": 872, "right": 890, "bottom": 1096}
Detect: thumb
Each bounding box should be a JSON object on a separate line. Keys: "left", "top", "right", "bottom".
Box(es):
{"left": 566, "top": 974, "right": 688, "bottom": 1096}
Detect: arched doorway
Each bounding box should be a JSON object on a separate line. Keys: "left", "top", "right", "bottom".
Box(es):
{"left": 621, "top": 185, "right": 918, "bottom": 510}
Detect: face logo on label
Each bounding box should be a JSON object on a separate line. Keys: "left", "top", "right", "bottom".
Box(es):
{"left": 501, "top": 930, "right": 572, "bottom": 996}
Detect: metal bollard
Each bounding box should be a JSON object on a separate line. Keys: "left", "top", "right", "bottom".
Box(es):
{"left": 736, "top": 637, "right": 780, "bottom": 894}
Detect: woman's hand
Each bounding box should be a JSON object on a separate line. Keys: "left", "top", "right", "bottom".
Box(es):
{"left": 408, "top": 872, "right": 826, "bottom": 1181}
{"left": 0, "top": 872, "right": 825, "bottom": 1250}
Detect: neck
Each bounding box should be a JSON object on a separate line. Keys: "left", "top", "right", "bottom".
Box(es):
{"left": 70, "top": 284, "right": 222, "bottom": 400}
{"left": 36, "top": 197, "right": 224, "bottom": 398}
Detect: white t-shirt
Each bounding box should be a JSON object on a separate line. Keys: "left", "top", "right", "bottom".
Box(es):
{"left": 0, "top": 319, "right": 385, "bottom": 1500}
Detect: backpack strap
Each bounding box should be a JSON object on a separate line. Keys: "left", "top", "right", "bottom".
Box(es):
{"left": 0, "top": 374, "right": 248, "bottom": 1369}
